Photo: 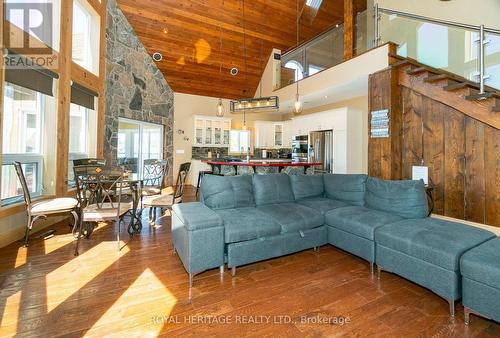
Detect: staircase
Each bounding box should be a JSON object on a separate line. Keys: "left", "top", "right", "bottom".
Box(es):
{"left": 390, "top": 56, "right": 500, "bottom": 130}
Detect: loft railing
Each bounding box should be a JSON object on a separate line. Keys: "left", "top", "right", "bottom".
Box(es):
{"left": 374, "top": 5, "right": 500, "bottom": 94}
{"left": 278, "top": 6, "right": 500, "bottom": 92}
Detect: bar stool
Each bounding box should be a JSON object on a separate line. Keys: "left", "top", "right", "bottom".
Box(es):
{"left": 196, "top": 170, "right": 213, "bottom": 197}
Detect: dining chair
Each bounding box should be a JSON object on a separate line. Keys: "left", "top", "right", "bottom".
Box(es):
{"left": 13, "top": 161, "right": 79, "bottom": 247}
{"left": 73, "top": 166, "right": 131, "bottom": 256}
{"left": 72, "top": 158, "right": 107, "bottom": 166}
{"left": 142, "top": 159, "right": 169, "bottom": 197}
{"left": 142, "top": 162, "right": 191, "bottom": 224}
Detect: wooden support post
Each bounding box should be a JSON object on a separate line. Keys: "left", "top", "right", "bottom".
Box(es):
{"left": 367, "top": 65, "right": 402, "bottom": 180}
{"left": 343, "top": 0, "right": 355, "bottom": 60}
{"left": 55, "top": 0, "right": 73, "bottom": 196}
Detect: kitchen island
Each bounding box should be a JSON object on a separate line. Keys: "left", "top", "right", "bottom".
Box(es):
{"left": 204, "top": 160, "right": 323, "bottom": 175}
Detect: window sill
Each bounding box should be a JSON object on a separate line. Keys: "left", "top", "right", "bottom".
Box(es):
{"left": 0, "top": 195, "right": 56, "bottom": 219}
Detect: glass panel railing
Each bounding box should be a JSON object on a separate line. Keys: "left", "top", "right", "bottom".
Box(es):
{"left": 306, "top": 25, "right": 344, "bottom": 74}
{"left": 378, "top": 12, "right": 480, "bottom": 83}
{"left": 279, "top": 25, "right": 345, "bottom": 89}
{"left": 485, "top": 31, "right": 500, "bottom": 90}
{"left": 355, "top": 9, "right": 373, "bottom": 56}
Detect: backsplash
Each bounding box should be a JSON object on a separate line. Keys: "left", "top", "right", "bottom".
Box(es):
{"left": 254, "top": 148, "right": 292, "bottom": 159}
{"left": 192, "top": 147, "right": 229, "bottom": 160}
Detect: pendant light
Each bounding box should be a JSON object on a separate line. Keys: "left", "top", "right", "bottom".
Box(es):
{"left": 293, "top": 0, "right": 303, "bottom": 114}
{"left": 215, "top": 0, "right": 225, "bottom": 117}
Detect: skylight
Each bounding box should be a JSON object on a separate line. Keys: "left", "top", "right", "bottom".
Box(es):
{"left": 306, "top": 0, "right": 323, "bottom": 10}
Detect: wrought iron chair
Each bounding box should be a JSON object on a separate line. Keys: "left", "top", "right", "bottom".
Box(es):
{"left": 142, "top": 162, "right": 191, "bottom": 224}
{"left": 73, "top": 166, "right": 131, "bottom": 255}
{"left": 72, "top": 158, "right": 107, "bottom": 166}
{"left": 142, "top": 159, "right": 169, "bottom": 197}
{"left": 13, "top": 161, "right": 79, "bottom": 247}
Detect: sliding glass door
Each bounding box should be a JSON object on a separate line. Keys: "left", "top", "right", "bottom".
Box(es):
{"left": 117, "top": 118, "right": 163, "bottom": 176}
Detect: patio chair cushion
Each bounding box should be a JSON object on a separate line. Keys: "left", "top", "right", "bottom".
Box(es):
{"left": 82, "top": 202, "right": 132, "bottom": 222}
{"left": 31, "top": 198, "right": 78, "bottom": 214}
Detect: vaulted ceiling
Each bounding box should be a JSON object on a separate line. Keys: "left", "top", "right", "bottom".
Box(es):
{"left": 118, "top": 0, "right": 366, "bottom": 99}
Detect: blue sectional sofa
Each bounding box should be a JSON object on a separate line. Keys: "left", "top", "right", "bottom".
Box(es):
{"left": 461, "top": 236, "right": 500, "bottom": 324}
{"left": 171, "top": 173, "right": 497, "bottom": 318}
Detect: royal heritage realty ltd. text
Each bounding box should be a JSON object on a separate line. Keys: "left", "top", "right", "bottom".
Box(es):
{"left": 151, "top": 315, "right": 351, "bottom": 326}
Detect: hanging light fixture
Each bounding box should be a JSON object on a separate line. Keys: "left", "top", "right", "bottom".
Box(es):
{"left": 293, "top": 0, "right": 303, "bottom": 115}
{"left": 215, "top": 0, "right": 225, "bottom": 117}
{"left": 230, "top": 0, "right": 279, "bottom": 114}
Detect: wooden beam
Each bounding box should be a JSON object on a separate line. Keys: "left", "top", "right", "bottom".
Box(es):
{"left": 55, "top": 0, "right": 73, "bottom": 196}
{"left": 87, "top": 0, "right": 102, "bottom": 13}
{"left": 343, "top": 0, "right": 355, "bottom": 60}
{"left": 96, "top": 0, "right": 107, "bottom": 157}
{"left": 71, "top": 63, "right": 100, "bottom": 89}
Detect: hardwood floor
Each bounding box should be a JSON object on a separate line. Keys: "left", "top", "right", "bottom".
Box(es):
{"left": 1, "top": 186, "right": 499, "bottom": 337}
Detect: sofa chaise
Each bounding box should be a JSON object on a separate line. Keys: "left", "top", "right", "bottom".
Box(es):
{"left": 171, "top": 173, "right": 497, "bottom": 318}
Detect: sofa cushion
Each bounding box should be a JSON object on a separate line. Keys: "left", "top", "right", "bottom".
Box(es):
{"left": 297, "top": 197, "right": 348, "bottom": 214}
{"left": 257, "top": 203, "right": 324, "bottom": 233}
{"left": 365, "top": 177, "right": 428, "bottom": 219}
{"left": 325, "top": 206, "right": 403, "bottom": 240}
{"left": 323, "top": 174, "right": 367, "bottom": 206}
{"left": 201, "top": 174, "right": 255, "bottom": 210}
{"left": 461, "top": 236, "right": 500, "bottom": 290}
{"left": 289, "top": 174, "right": 324, "bottom": 200}
{"left": 375, "top": 218, "right": 495, "bottom": 271}
{"left": 215, "top": 207, "right": 282, "bottom": 244}
{"left": 253, "top": 174, "right": 295, "bottom": 206}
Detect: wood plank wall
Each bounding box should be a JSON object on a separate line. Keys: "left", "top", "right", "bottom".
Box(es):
{"left": 369, "top": 69, "right": 500, "bottom": 227}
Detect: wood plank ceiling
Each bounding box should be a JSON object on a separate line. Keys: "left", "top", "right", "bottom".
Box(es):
{"left": 117, "top": 0, "right": 366, "bottom": 99}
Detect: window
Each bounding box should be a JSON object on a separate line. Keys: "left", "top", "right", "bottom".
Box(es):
{"left": 308, "top": 65, "right": 323, "bottom": 76}
{"left": 284, "top": 60, "right": 304, "bottom": 82}
{"left": 2, "top": 83, "right": 46, "bottom": 203}
{"left": 229, "top": 130, "right": 250, "bottom": 154}
{"left": 67, "top": 103, "right": 97, "bottom": 186}
{"left": 117, "top": 118, "right": 163, "bottom": 176}
{"left": 72, "top": 0, "right": 100, "bottom": 74}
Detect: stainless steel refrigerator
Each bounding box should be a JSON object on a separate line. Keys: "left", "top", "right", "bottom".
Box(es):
{"left": 309, "top": 130, "right": 334, "bottom": 173}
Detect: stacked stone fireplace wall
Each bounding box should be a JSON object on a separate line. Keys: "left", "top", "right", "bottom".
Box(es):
{"left": 104, "top": 0, "right": 174, "bottom": 183}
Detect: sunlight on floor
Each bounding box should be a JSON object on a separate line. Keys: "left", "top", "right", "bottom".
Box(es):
{"left": 0, "top": 290, "right": 21, "bottom": 330}
{"left": 14, "top": 247, "right": 27, "bottom": 268}
{"left": 45, "top": 242, "right": 130, "bottom": 312}
{"left": 88, "top": 268, "right": 177, "bottom": 337}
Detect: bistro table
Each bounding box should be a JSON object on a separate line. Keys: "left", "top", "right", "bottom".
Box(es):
{"left": 203, "top": 160, "right": 323, "bottom": 175}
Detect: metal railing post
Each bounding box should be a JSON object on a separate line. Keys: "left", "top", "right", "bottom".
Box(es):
{"left": 373, "top": 3, "right": 379, "bottom": 47}
{"left": 478, "top": 24, "right": 487, "bottom": 95}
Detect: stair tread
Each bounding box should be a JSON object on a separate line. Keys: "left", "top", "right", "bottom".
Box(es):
{"left": 443, "top": 82, "right": 470, "bottom": 91}
{"left": 492, "top": 106, "right": 500, "bottom": 112}
{"left": 406, "top": 67, "right": 428, "bottom": 75}
{"left": 424, "top": 74, "right": 448, "bottom": 83}
{"left": 391, "top": 59, "right": 410, "bottom": 68}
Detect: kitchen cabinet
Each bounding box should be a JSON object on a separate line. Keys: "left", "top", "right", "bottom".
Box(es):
{"left": 255, "top": 121, "right": 292, "bottom": 148}
{"left": 193, "top": 115, "right": 231, "bottom": 147}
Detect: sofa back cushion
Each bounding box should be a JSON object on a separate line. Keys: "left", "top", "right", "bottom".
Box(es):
{"left": 201, "top": 174, "right": 255, "bottom": 210}
{"left": 365, "top": 177, "right": 428, "bottom": 219}
{"left": 323, "top": 174, "right": 367, "bottom": 206}
{"left": 289, "top": 174, "right": 324, "bottom": 200}
{"left": 253, "top": 174, "right": 295, "bottom": 206}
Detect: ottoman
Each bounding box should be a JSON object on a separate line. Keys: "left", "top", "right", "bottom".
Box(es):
{"left": 461, "top": 236, "right": 500, "bottom": 324}
{"left": 375, "top": 218, "right": 495, "bottom": 316}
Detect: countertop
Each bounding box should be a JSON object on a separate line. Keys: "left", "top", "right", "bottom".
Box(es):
{"left": 203, "top": 160, "right": 322, "bottom": 167}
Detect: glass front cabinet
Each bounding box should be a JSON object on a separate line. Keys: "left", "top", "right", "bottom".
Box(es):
{"left": 193, "top": 115, "right": 232, "bottom": 147}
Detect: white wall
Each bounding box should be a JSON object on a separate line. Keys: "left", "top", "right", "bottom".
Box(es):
{"left": 374, "top": 0, "right": 500, "bottom": 29}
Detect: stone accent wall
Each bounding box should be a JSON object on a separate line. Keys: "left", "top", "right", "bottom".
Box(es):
{"left": 191, "top": 147, "right": 229, "bottom": 160}
{"left": 104, "top": 0, "right": 174, "bottom": 182}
